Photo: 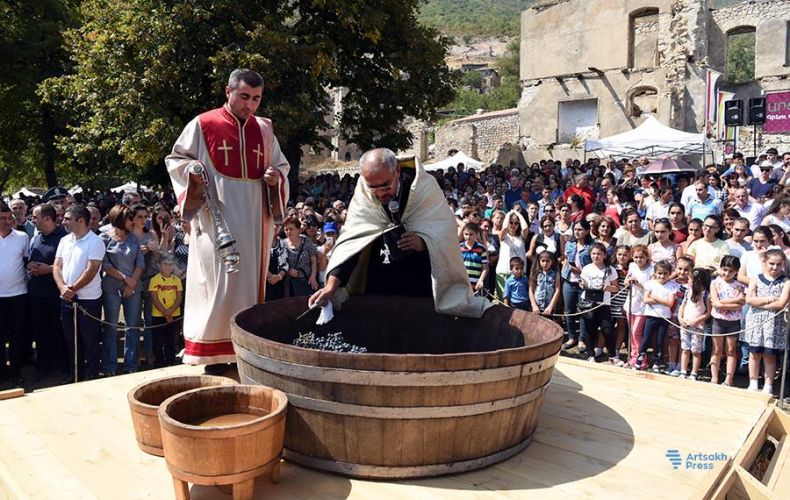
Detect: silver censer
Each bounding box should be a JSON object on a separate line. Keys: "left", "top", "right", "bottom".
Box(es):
{"left": 187, "top": 161, "right": 240, "bottom": 273}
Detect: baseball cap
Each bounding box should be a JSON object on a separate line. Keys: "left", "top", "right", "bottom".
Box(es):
{"left": 323, "top": 222, "right": 339, "bottom": 235}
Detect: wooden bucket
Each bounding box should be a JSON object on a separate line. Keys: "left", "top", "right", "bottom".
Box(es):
{"left": 231, "top": 295, "right": 563, "bottom": 479}
{"left": 158, "top": 385, "right": 287, "bottom": 500}
{"left": 127, "top": 375, "right": 236, "bottom": 456}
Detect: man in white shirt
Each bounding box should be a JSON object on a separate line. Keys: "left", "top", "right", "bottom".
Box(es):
{"left": 732, "top": 188, "right": 765, "bottom": 231}
{"left": 53, "top": 205, "right": 106, "bottom": 382}
{"left": 0, "top": 201, "right": 30, "bottom": 386}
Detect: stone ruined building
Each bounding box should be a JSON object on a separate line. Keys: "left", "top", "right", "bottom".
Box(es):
{"left": 309, "top": 0, "right": 790, "bottom": 170}
{"left": 517, "top": 0, "right": 790, "bottom": 163}
{"left": 301, "top": 87, "right": 361, "bottom": 169}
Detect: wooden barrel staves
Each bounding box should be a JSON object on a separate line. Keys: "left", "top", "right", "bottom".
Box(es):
{"left": 231, "top": 295, "right": 563, "bottom": 479}
{"left": 158, "top": 385, "right": 287, "bottom": 500}
{"left": 127, "top": 375, "right": 237, "bottom": 456}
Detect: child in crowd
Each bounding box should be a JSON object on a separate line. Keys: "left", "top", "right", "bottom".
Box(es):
{"left": 579, "top": 242, "right": 619, "bottom": 363}
{"left": 666, "top": 256, "right": 693, "bottom": 376}
{"left": 609, "top": 245, "right": 631, "bottom": 365}
{"left": 676, "top": 268, "right": 712, "bottom": 380}
{"left": 623, "top": 245, "right": 653, "bottom": 367}
{"left": 743, "top": 249, "right": 790, "bottom": 393}
{"left": 148, "top": 254, "right": 183, "bottom": 368}
{"left": 504, "top": 256, "right": 530, "bottom": 310}
{"left": 637, "top": 261, "right": 676, "bottom": 371}
{"left": 460, "top": 222, "right": 488, "bottom": 295}
{"left": 529, "top": 250, "right": 561, "bottom": 315}
{"left": 648, "top": 219, "right": 677, "bottom": 268}
{"left": 710, "top": 255, "right": 746, "bottom": 386}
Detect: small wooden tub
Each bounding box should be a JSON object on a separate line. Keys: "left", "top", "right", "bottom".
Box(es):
{"left": 158, "top": 384, "right": 287, "bottom": 500}
{"left": 127, "top": 375, "right": 237, "bottom": 456}
{"left": 231, "top": 295, "right": 563, "bottom": 479}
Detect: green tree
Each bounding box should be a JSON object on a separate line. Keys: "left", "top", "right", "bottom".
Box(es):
{"left": 42, "top": 0, "right": 455, "bottom": 189}
{"left": 0, "top": 0, "right": 78, "bottom": 192}
{"left": 461, "top": 70, "right": 484, "bottom": 90}
{"left": 441, "top": 37, "right": 520, "bottom": 117}
{"left": 726, "top": 31, "right": 755, "bottom": 84}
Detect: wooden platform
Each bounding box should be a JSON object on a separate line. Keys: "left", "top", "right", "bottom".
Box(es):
{"left": 0, "top": 357, "right": 774, "bottom": 499}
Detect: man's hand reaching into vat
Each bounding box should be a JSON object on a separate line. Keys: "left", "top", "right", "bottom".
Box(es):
{"left": 309, "top": 275, "right": 340, "bottom": 309}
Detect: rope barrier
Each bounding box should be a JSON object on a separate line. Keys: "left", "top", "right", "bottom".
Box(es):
{"left": 487, "top": 284, "right": 789, "bottom": 338}
{"left": 74, "top": 303, "right": 182, "bottom": 331}
{"left": 485, "top": 286, "right": 630, "bottom": 318}
{"left": 659, "top": 305, "right": 789, "bottom": 338}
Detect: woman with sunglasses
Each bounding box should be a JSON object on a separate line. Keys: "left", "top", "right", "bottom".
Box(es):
{"left": 495, "top": 210, "right": 528, "bottom": 300}
{"left": 99, "top": 204, "right": 144, "bottom": 376}
{"left": 527, "top": 215, "right": 560, "bottom": 262}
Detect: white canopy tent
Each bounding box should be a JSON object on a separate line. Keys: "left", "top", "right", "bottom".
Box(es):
{"left": 423, "top": 151, "right": 483, "bottom": 172}
{"left": 12, "top": 187, "right": 42, "bottom": 198}
{"left": 584, "top": 116, "right": 712, "bottom": 160}
{"left": 110, "top": 181, "right": 150, "bottom": 193}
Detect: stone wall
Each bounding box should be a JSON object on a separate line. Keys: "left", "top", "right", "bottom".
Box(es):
{"left": 517, "top": 0, "right": 790, "bottom": 163}
{"left": 433, "top": 109, "right": 520, "bottom": 164}
{"left": 708, "top": 0, "right": 790, "bottom": 161}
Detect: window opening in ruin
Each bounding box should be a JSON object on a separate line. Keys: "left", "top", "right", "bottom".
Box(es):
{"left": 628, "top": 8, "right": 660, "bottom": 69}
{"left": 726, "top": 26, "right": 756, "bottom": 84}
{"left": 629, "top": 87, "right": 658, "bottom": 118}
{"left": 558, "top": 99, "right": 598, "bottom": 144}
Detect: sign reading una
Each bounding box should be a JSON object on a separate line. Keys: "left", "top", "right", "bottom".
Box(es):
{"left": 765, "top": 91, "right": 790, "bottom": 133}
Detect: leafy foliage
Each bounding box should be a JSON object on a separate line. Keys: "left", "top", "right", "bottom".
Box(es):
{"left": 0, "top": 0, "right": 77, "bottom": 192}
{"left": 726, "top": 31, "right": 755, "bottom": 84}
{"left": 41, "top": 0, "right": 456, "bottom": 188}
{"left": 441, "top": 37, "right": 520, "bottom": 119}
{"left": 418, "top": 0, "right": 533, "bottom": 36}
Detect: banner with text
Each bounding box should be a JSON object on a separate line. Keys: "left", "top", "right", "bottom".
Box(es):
{"left": 765, "top": 91, "right": 790, "bottom": 133}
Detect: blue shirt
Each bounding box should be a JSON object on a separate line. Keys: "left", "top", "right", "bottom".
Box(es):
{"left": 534, "top": 269, "right": 558, "bottom": 310}
{"left": 504, "top": 188, "right": 521, "bottom": 210}
{"left": 28, "top": 225, "right": 68, "bottom": 298}
{"left": 504, "top": 275, "right": 529, "bottom": 305}
{"left": 100, "top": 231, "right": 145, "bottom": 293}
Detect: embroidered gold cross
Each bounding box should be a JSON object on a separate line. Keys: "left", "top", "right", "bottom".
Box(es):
{"left": 253, "top": 143, "right": 264, "bottom": 170}
{"left": 218, "top": 139, "right": 233, "bottom": 167}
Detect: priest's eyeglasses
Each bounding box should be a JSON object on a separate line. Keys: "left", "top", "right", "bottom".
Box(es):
{"left": 367, "top": 173, "right": 398, "bottom": 193}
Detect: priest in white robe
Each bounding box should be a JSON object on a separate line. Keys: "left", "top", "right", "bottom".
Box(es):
{"left": 165, "top": 69, "right": 289, "bottom": 366}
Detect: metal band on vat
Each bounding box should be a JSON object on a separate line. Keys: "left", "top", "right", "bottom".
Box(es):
{"left": 235, "top": 345, "right": 559, "bottom": 387}
{"left": 240, "top": 372, "right": 548, "bottom": 419}
{"left": 283, "top": 436, "right": 534, "bottom": 478}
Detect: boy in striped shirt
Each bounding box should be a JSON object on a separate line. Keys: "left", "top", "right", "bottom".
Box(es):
{"left": 460, "top": 223, "right": 488, "bottom": 294}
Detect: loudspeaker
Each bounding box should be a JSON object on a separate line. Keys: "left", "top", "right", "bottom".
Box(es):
{"left": 748, "top": 97, "right": 766, "bottom": 125}
{"left": 724, "top": 99, "right": 743, "bottom": 126}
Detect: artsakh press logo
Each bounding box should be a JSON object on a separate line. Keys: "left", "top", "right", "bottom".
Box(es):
{"left": 665, "top": 449, "right": 727, "bottom": 470}
{"left": 665, "top": 449, "right": 682, "bottom": 469}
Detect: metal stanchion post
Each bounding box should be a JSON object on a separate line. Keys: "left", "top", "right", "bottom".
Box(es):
{"left": 73, "top": 303, "right": 79, "bottom": 384}
{"left": 779, "top": 313, "right": 789, "bottom": 410}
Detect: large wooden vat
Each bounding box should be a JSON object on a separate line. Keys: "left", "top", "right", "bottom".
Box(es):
{"left": 127, "top": 375, "right": 237, "bottom": 456}
{"left": 158, "top": 385, "right": 287, "bottom": 500}
{"left": 231, "top": 296, "right": 563, "bottom": 479}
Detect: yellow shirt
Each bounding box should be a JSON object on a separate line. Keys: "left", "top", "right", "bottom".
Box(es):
{"left": 148, "top": 273, "right": 183, "bottom": 317}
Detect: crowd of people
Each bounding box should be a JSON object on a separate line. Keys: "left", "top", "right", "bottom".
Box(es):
{"left": 2, "top": 147, "right": 790, "bottom": 397}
